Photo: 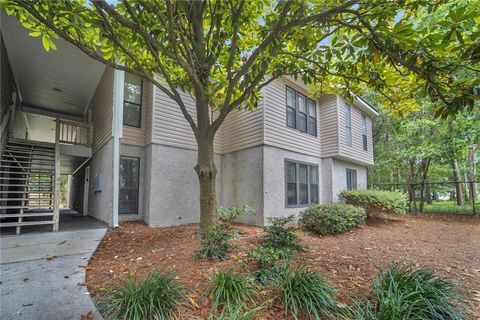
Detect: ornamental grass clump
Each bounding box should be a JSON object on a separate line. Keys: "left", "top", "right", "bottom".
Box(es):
{"left": 207, "top": 269, "right": 256, "bottom": 315}
{"left": 299, "top": 203, "right": 366, "bottom": 235}
{"left": 278, "top": 266, "right": 340, "bottom": 320}
{"left": 354, "top": 263, "right": 466, "bottom": 320}
{"left": 339, "top": 189, "right": 408, "bottom": 218}
{"left": 106, "top": 270, "right": 185, "bottom": 320}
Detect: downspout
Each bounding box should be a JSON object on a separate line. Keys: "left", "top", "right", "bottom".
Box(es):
{"left": 112, "top": 69, "right": 124, "bottom": 228}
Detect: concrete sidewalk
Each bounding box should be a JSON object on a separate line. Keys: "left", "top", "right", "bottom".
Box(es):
{"left": 0, "top": 228, "right": 107, "bottom": 320}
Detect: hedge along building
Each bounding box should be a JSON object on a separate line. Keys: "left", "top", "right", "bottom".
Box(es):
{"left": 0, "top": 13, "right": 378, "bottom": 232}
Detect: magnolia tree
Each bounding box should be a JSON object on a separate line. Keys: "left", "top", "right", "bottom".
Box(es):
{"left": 4, "top": 0, "right": 478, "bottom": 234}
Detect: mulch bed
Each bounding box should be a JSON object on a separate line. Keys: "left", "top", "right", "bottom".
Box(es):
{"left": 86, "top": 214, "right": 480, "bottom": 319}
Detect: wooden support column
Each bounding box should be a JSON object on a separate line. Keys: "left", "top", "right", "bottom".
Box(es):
{"left": 53, "top": 119, "right": 61, "bottom": 231}
{"left": 111, "top": 69, "right": 124, "bottom": 228}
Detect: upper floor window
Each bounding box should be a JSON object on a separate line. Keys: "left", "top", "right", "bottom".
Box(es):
{"left": 362, "top": 114, "right": 368, "bottom": 151}
{"left": 286, "top": 86, "right": 317, "bottom": 136}
{"left": 345, "top": 103, "right": 352, "bottom": 145}
{"left": 123, "top": 73, "right": 142, "bottom": 127}
{"left": 286, "top": 160, "right": 319, "bottom": 207}
{"left": 346, "top": 168, "right": 357, "bottom": 190}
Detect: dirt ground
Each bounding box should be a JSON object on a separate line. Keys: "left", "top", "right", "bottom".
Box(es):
{"left": 86, "top": 215, "right": 480, "bottom": 319}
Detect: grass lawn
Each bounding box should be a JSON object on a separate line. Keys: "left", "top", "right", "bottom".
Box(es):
{"left": 423, "top": 200, "right": 478, "bottom": 215}
{"left": 86, "top": 215, "right": 480, "bottom": 319}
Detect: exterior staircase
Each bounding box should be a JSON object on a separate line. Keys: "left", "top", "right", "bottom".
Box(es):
{"left": 0, "top": 139, "right": 58, "bottom": 234}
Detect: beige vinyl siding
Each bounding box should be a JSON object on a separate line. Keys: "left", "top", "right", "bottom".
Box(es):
{"left": 263, "top": 78, "right": 321, "bottom": 157}
{"left": 337, "top": 97, "right": 374, "bottom": 165}
{"left": 221, "top": 104, "right": 263, "bottom": 154}
{"left": 1, "top": 35, "right": 14, "bottom": 120}
{"left": 318, "top": 95, "right": 339, "bottom": 157}
{"left": 151, "top": 86, "right": 223, "bottom": 153}
{"left": 91, "top": 67, "right": 113, "bottom": 151}
{"left": 121, "top": 81, "right": 153, "bottom": 146}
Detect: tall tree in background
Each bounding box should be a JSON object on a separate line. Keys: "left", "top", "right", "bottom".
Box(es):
{"left": 3, "top": 0, "right": 479, "bottom": 233}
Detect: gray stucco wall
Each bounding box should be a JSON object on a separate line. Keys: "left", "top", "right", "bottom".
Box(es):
{"left": 330, "top": 158, "right": 368, "bottom": 201}
{"left": 263, "top": 145, "right": 323, "bottom": 222}
{"left": 119, "top": 143, "right": 145, "bottom": 222}
{"left": 87, "top": 138, "right": 114, "bottom": 225}
{"left": 221, "top": 146, "right": 264, "bottom": 225}
{"left": 144, "top": 144, "right": 223, "bottom": 227}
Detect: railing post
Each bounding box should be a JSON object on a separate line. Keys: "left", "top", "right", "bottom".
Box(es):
{"left": 53, "top": 119, "right": 61, "bottom": 231}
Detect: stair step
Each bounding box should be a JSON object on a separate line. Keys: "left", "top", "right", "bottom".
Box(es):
{"left": 0, "top": 221, "right": 55, "bottom": 228}
{"left": 9, "top": 139, "right": 55, "bottom": 148}
{"left": 1, "top": 159, "right": 55, "bottom": 165}
{"left": 0, "top": 191, "right": 53, "bottom": 194}
{"left": 4, "top": 149, "right": 55, "bottom": 157}
{"left": 1, "top": 154, "right": 55, "bottom": 161}
{"left": 0, "top": 177, "right": 30, "bottom": 181}
{"left": 0, "top": 198, "right": 53, "bottom": 201}
{"left": 0, "top": 212, "right": 54, "bottom": 218}
{"left": 0, "top": 205, "right": 54, "bottom": 209}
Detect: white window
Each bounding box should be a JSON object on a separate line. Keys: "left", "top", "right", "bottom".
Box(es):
{"left": 286, "top": 160, "right": 319, "bottom": 207}
{"left": 286, "top": 86, "right": 317, "bottom": 136}
{"left": 123, "top": 73, "right": 142, "bottom": 127}
{"left": 345, "top": 104, "right": 352, "bottom": 145}
{"left": 362, "top": 114, "right": 368, "bottom": 151}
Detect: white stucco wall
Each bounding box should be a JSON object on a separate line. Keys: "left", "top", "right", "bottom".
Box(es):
{"left": 331, "top": 158, "right": 368, "bottom": 201}
{"left": 144, "top": 144, "right": 223, "bottom": 227}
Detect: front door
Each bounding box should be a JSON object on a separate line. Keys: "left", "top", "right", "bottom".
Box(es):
{"left": 119, "top": 156, "right": 139, "bottom": 214}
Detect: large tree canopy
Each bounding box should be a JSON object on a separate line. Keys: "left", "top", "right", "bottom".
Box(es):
{"left": 3, "top": 0, "right": 479, "bottom": 233}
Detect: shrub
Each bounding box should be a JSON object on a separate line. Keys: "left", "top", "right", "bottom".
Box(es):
{"left": 248, "top": 245, "right": 294, "bottom": 284}
{"left": 299, "top": 203, "right": 366, "bottom": 235}
{"left": 196, "top": 225, "right": 235, "bottom": 260}
{"left": 207, "top": 269, "right": 256, "bottom": 314}
{"left": 261, "top": 215, "right": 302, "bottom": 251}
{"left": 339, "top": 189, "right": 408, "bottom": 218}
{"left": 217, "top": 205, "right": 255, "bottom": 230}
{"left": 356, "top": 263, "right": 466, "bottom": 320}
{"left": 278, "top": 266, "right": 339, "bottom": 320}
{"left": 106, "top": 270, "right": 185, "bottom": 320}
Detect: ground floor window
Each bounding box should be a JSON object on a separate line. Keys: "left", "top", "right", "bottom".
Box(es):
{"left": 119, "top": 156, "right": 139, "bottom": 214}
{"left": 346, "top": 168, "right": 357, "bottom": 190}
{"left": 286, "top": 160, "right": 319, "bottom": 207}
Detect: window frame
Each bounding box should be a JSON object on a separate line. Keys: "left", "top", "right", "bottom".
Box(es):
{"left": 285, "top": 86, "right": 317, "bottom": 137}
{"left": 346, "top": 168, "right": 357, "bottom": 191}
{"left": 285, "top": 159, "right": 319, "bottom": 208}
{"left": 362, "top": 114, "right": 368, "bottom": 151}
{"left": 123, "top": 74, "right": 143, "bottom": 128}
{"left": 345, "top": 103, "right": 352, "bottom": 145}
{"left": 119, "top": 156, "right": 140, "bottom": 214}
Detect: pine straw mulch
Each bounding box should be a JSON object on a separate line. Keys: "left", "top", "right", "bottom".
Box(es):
{"left": 86, "top": 214, "right": 480, "bottom": 319}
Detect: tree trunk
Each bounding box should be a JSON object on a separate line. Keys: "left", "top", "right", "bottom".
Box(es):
{"left": 407, "top": 159, "right": 416, "bottom": 212}
{"left": 195, "top": 134, "right": 217, "bottom": 235}
{"left": 467, "top": 145, "right": 477, "bottom": 201}
{"left": 425, "top": 178, "right": 432, "bottom": 205}
{"left": 451, "top": 158, "right": 465, "bottom": 206}
{"left": 418, "top": 158, "right": 430, "bottom": 213}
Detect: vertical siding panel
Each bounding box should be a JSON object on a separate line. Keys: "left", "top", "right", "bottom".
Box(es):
{"left": 91, "top": 67, "right": 113, "bottom": 151}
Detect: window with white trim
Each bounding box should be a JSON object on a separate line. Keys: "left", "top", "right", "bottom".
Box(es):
{"left": 286, "top": 86, "right": 317, "bottom": 136}
{"left": 345, "top": 104, "right": 352, "bottom": 145}
{"left": 123, "top": 73, "right": 142, "bottom": 127}
{"left": 362, "top": 114, "right": 368, "bottom": 151}
{"left": 286, "top": 160, "right": 319, "bottom": 207}
{"left": 346, "top": 168, "right": 357, "bottom": 190}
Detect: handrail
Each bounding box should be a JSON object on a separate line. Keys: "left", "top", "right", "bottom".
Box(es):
{"left": 57, "top": 118, "right": 92, "bottom": 147}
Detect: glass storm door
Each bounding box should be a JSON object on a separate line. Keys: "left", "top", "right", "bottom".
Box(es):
{"left": 119, "top": 156, "right": 139, "bottom": 214}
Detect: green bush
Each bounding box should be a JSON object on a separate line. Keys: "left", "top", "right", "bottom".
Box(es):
{"left": 106, "top": 270, "right": 185, "bottom": 320}
{"left": 207, "top": 269, "right": 256, "bottom": 314}
{"left": 217, "top": 205, "right": 255, "bottom": 230}
{"left": 299, "top": 204, "right": 366, "bottom": 235}
{"left": 354, "top": 263, "right": 466, "bottom": 320}
{"left": 339, "top": 189, "right": 408, "bottom": 218}
{"left": 278, "top": 266, "right": 340, "bottom": 320}
{"left": 261, "top": 215, "right": 302, "bottom": 251}
{"left": 196, "top": 225, "right": 235, "bottom": 260}
{"left": 248, "top": 245, "right": 294, "bottom": 284}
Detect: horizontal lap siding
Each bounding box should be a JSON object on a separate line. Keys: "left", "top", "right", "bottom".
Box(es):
{"left": 1, "top": 35, "right": 14, "bottom": 120}
{"left": 221, "top": 104, "right": 263, "bottom": 154}
{"left": 318, "top": 95, "right": 339, "bottom": 157}
{"left": 338, "top": 97, "right": 374, "bottom": 165}
{"left": 122, "top": 81, "right": 153, "bottom": 146}
{"left": 91, "top": 67, "right": 113, "bottom": 151}
{"left": 152, "top": 87, "right": 223, "bottom": 153}
{"left": 263, "top": 78, "right": 321, "bottom": 157}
